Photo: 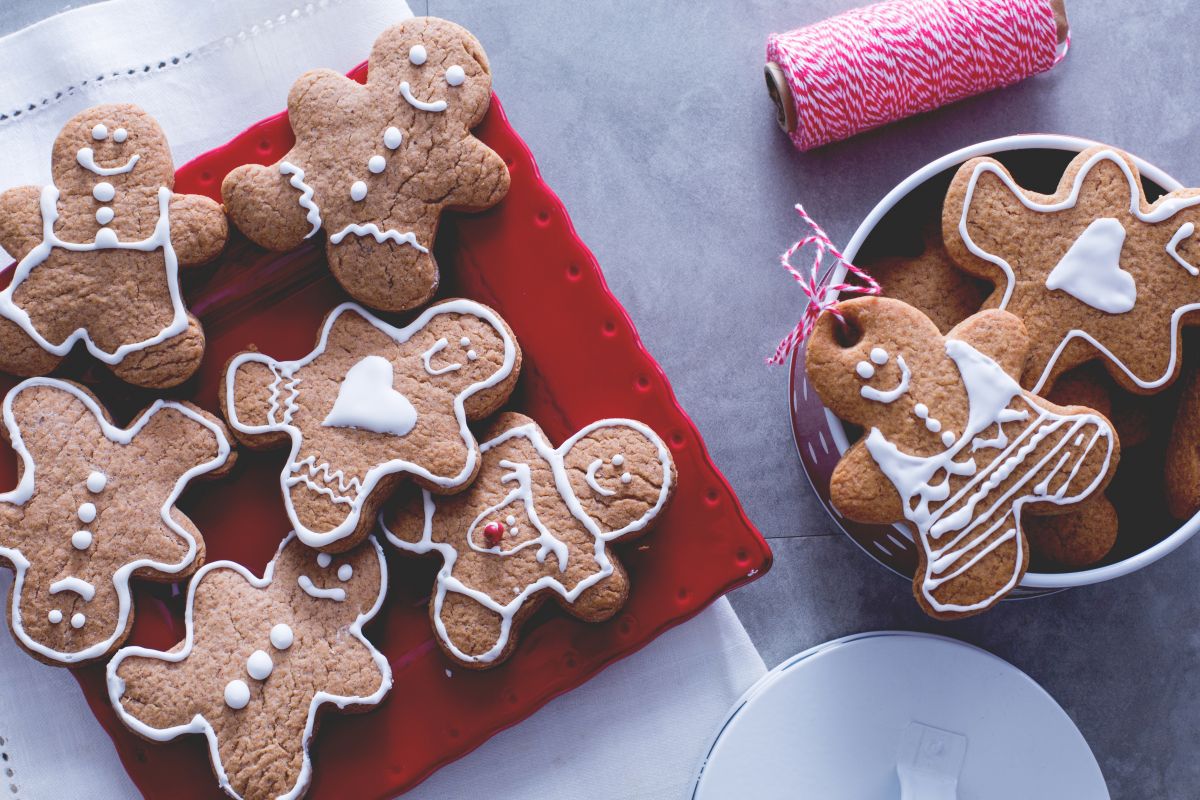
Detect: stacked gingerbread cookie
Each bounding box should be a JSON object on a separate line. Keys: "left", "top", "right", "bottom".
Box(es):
{"left": 809, "top": 144, "right": 1200, "bottom": 619}
{"left": 0, "top": 17, "right": 675, "bottom": 800}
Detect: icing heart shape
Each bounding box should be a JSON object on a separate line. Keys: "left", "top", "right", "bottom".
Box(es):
{"left": 1044, "top": 217, "right": 1137, "bottom": 314}
{"left": 323, "top": 355, "right": 417, "bottom": 437}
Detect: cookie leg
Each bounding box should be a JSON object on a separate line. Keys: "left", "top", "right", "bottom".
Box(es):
{"left": 560, "top": 559, "right": 630, "bottom": 622}
{"left": 326, "top": 238, "right": 438, "bottom": 312}
{"left": 107, "top": 313, "right": 205, "bottom": 388}
{"left": 0, "top": 316, "right": 63, "bottom": 376}
{"left": 434, "top": 590, "right": 509, "bottom": 665}
{"left": 111, "top": 654, "right": 199, "bottom": 733}
{"left": 1025, "top": 495, "right": 1118, "bottom": 568}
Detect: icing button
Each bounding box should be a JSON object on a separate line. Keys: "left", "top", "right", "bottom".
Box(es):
{"left": 246, "top": 649, "right": 273, "bottom": 681}
{"left": 95, "top": 207, "right": 114, "bottom": 226}
{"left": 269, "top": 623, "right": 294, "bottom": 650}
{"left": 71, "top": 530, "right": 93, "bottom": 550}
{"left": 86, "top": 470, "right": 107, "bottom": 493}
{"left": 224, "top": 679, "right": 250, "bottom": 710}
{"left": 350, "top": 180, "right": 368, "bottom": 202}
{"left": 93, "top": 182, "right": 115, "bottom": 202}
{"left": 77, "top": 502, "right": 97, "bottom": 523}
{"left": 383, "top": 126, "right": 403, "bottom": 149}
{"left": 368, "top": 155, "right": 386, "bottom": 174}
{"left": 482, "top": 521, "right": 505, "bottom": 547}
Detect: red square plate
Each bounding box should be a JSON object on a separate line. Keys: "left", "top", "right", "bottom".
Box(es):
{"left": 0, "top": 62, "right": 770, "bottom": 798}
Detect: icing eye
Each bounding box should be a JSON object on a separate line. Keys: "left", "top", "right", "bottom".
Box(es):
{"left": 91, "top": 124, "right": 107, "bottom": 141}
{"left": 856, "top": 361, "right": 874, "bottom": 379}
{"left": 445, "top": 65, "right": 466, "bottom": 86}
{"left": 460, "top": 336, "right": 471, "bottom": 347}
{"left": 409, "top": 44, "right": 428, "bottom": 65}
{"left": 112, "top": 128, "right": 128, "bottom": 143}
{"left": 467, "top": 350, "right": 478, "bottom": 361}
{"left": 612, "top": 454, "right": 625, "bottom": 466}
{"left": 337, "top": 564, "right": 353, "bottom": 581}
{"left": 317, "top": 552, "right": 332, "bottom": 568}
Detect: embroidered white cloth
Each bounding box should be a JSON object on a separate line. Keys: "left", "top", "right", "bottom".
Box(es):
{"left": 0, "top": 1, "right": 767, "bottom": 797}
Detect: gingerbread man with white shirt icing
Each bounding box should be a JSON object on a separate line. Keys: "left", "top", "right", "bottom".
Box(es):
{"left": 222, "top": 16, "right": 509, "bottom": 312}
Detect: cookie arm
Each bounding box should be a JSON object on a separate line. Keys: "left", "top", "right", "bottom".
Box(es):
{"left": 829, "top": 441, "right": 904, "bottom": 524}
{"left": 0, "top": 185, "right": 45, "bottom": 263}
{"left": 222, "top": 162, "right": 317, "bottom": 252}
{"left": 286, "top": 68, "right": 358, "bottom": 134}
{"left": 443, "top": 138, "right": 510, "bottom": 211}
{"left": 168, "top": 194, "right": 228, "bottom": 266}
{"left": 110, "top": 650, "right": 201, "bottom": 733}
{"left": 946, "top": 309, "right": 1030, "bottom": 380}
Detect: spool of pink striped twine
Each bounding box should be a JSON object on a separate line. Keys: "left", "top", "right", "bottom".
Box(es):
{"left": 765, "top": 0, "right": 1070, "bottom": 151}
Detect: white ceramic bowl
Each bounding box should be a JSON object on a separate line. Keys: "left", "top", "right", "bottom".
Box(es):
{"left": 789, "top": 134, "right": 1195, "bottom": 596}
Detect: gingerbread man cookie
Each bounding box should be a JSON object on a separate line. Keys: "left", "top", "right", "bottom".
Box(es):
{"left": 0, "top": 377, "right": 232, "bottom": 665}
{"left": 943, "top": 145, "right": 1200, "bottom": 395}
{"left": 107, "top": 533, "right": 390, "bottom": 800}
{"left": 382, "top": 412, "right": 674, "bottom": 668}
{"left": 222, "top": 300, "right": 520, "bottom": 552}
{"left": 0, "top": 104, "right": 227, "bottom": 387}
{"left": 222, "top": 17, "right": 508, "bottom": 312}
{"left": 806, "top": 297, "right": 1120, "bottom": 618}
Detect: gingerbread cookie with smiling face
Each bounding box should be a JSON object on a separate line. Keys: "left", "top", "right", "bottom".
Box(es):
{"left": 221, "top": 17, "right": 508, "bottom": 313}
{"left": 943, "top": 145, "right": 1200, "bottom": 396}
{"left": 381, "top": 412, "right": 674, "bottom": 668}
{"left": 0, "top": 377, "right": 233, "bottom": 665}
{"left": 222, "top": 299, "right": 520, "bottom": 553}
{"left": 806, "top": 297, "right": 1120, "bottom": 618}
{"left": 0, "top": 104, "right": 227, "bottom": 388}
{"left": 107, "top": 533, "right": 390, "bottom": 800}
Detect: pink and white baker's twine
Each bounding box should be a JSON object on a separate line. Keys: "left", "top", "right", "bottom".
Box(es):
{"left": 767, "top": 205, "right": 881, "bottom": 366}
{"left": 766, "top": 0, "right": 1067, "bottom": 151}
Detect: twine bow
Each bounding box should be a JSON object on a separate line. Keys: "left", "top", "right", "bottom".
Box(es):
{"left": 767, "top": 205, "right": 881, "bottom": 365}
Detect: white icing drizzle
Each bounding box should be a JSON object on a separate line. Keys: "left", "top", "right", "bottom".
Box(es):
{"left": 1168, "top": 222, "right": 1198, "bottom": 276}
{"left": 279, "top": 162, "right": 322, "bottom": 239}
{"left": 225, "top": 301, "right": 518, "bottom": 549}
{"left": 76, "top": 147, "right": 139, "bottom": 176}
{"left": 269, "top": 623, "right": 293, "bottom": 650}
{"left": 322, "top": 356, "right": 417, "bottom": 437}
{"left": 106, "top": 533, "right": 391, "bottom": 800}
{"left": 298, "top": 575, "right": 345, "bottom": 601}
{"left": 585, "top": 459, "right": 617, "bottom": 497}
{"left": 1043, "top": 218, "right": 1136, "bottom": 313}
{"left": 957, "top": 149, "right": 1200, "bottom": 392}
{"left": 327, "top": 222, "right": 428, "bottom": 251}
{"left": 287, "top": 457, "right": 361, "bottom": 506}
{"left": 0, "top": 186, "right": 187, "bottom": 365}
{"left": 399, "top": 81, "right": 447, "bottom": 113}
{"left": 420, "top": 338, "right": 462, "bottom": 376}
{"left": 859, "top": 355, "right": 911, "bottom": 403}
{"left": 50, "top": 577, "right": 96, "bottom": 602}
{"left": 0, "top": 378, "right": 230, "bottom": 663}
{"left": 383, "top": 419, "right": 673, "bottom": 665}
{"left": 862, "top": 339, "right": 1115, "bottom": 614}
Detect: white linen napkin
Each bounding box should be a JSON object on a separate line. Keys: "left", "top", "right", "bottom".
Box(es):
{"left": 0, "top": 1, "right": 768, "bottom": 797}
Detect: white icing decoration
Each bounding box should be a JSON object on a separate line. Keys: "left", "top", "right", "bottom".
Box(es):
{"left": 856, "top": 361, "right": 874, "bottom": 379}
{"left": 958, "top": 149, "right": 1200, "bottom": 392}
{"left": 1044, "top": 218, "right": 1136, "bottom": 313}
{"left": 467, "top": 350, "right": 477, "bottom": 361}
{"left": 399, "top": 81, "right": 447, "bottom": 113}
{"left": 298, "top": 575, "right": 346, "bottom": 602}
{"left": 445, "top": 65, "right": 466, "bottom": 87}
{"left": 420, "top": 337, "right": 461, "bottom": 376}
{"left": 48, "top": 610, "right": 62, "bottom": 624}
{"left": 0, "top": 186, "right": 188, "bottom": 365}
{"left": 621, "top": 472, "right": 632, "bottom": 484}
{"left": 0, "top": 378, "right": 230, "bottom": 663}
{"left": 279, "top": 162, "right": 322, "bottom": 239}
{"left": 50, "top": 577, "right": 95, "bottom": 601}
{"left": 327, "top": 223, "right": 428, "bottom": 252}
{"left": 460, "top": 337, "right": 471, "bottom": 347}
{"left": 505, "top": 515, "right": 516, "bottom": 526}
{"left": 870, "top": 348, "right": 889, "bottom": 365}
{"left": 337, "top": 564, "right": 353, "bottom": 581}
{"left": 863, "top": 338, "right": 1115, "bottom": 614}
{"left": 77, "top": 502, "right": 97, "bottom": 523}
{"left": 71, "top": 613, "right": 86, "bottom": 629}
{"left": 612, "top": 454, "right": 625, "bottom": 466}
{"left": 585, "top": 459, "right": 617, "bottom": 497}
{"left": 383, "top": 127, "right": 403, "bottom": 150}
{"left": 246, "top": 650, "right": 273, "bottom": 681}
{"left": 107, "top": 533, "right": 390, "bottom": 800}
{"left": 71, "top": 530, "right": 93, "bottom": 550}
{"left": 87, "top": 471, "right": 107, "bottom": 493}
{"left": 925, "top": 418, "right": 942, "bottom": 433}
{"left": 92, "top": 182, "right": 115, "bottom": 202}
{"left": 317, "top": 553, "right": 332, "bottom": 568}
{"left": 860, "top": 355, "right": 911, "bottom": 403}
{"left": 322, "top": 356, "right": 417, "bottom": 438}
{"left": 113, "top": 128, "right": 128, "bottom": 143}
{"left": 95, "top": 207, "right": 114, "bottom": 226}
{"left": 941, "top": 431, "right": 956, "bottom": 447}
{"left": 76, "top": 148, "right": 139, "bottom": 176}
{"left": 349, "top": 180, "right": 368, "bottom": 202}
{"left": 94, "top": 228, "right": 118, "bottom": 248}
{"left": 224, "top": 679, "right": 250, "bottom": 710}
{"left": 91, "top": 124, "right": 107, "bottom": 141}
{"left": 383, "top": 419, "right": 673, "bottom": 665}
{"left": 225, "top": 302, "right": 517, "bottom": 549}
{"left": 1168, "top": 222, "right": 1198, "bottom": 276}
{"left": 914, "top": 404, "right": 929, "bottom": 418}
{"left": 368, "top": 155, "right": 386, "bottom": 174}
{"left": 409, "top": 44, "right": 427, "bottom": 65}
{"left": 270, "top": 623, "right": 293, "bottom": 650}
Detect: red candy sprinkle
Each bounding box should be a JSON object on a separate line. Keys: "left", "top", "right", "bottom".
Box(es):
{"left": 482, "top": 521, "right": 505, "bottom": 546}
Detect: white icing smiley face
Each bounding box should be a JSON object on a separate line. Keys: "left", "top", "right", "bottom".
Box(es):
{"left": 420, "top": 334, "right": 480, "bottom": 377}
{"left": 296, "top": 551, "right": 358, "bottom": 603}
{"left": 398, "top": 39, "right": 469, "bottom": 113}
{"left": 585, "top": 453, "right": 632, "bottom": 497}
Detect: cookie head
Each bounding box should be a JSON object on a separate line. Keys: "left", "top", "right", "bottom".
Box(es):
{"left": 51, "top": 103, "right": 173, "bottom": 192}
{"left": 414, "top": 304, "right": 515, "bottom": 395}
{"left": 562, "top": 421, "right": 673, "bottom": 535}
{"left": 274, "top": 535, "right": 386, "bottom": 621}
{"left": 370, "top": 17, "right": 493, "bottom": 129}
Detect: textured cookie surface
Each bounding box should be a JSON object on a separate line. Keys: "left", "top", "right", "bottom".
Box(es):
{"left": 222, "top": 299, "right": 520, "bottom": 551}
{"left": 0, "top": 103, "right": 226, "bottom": 387}
{"left": 806, "top": 297, "right": 1120, "bottom": 618}
{"left": 943, "top": 145, "right": 1200, "bottom": 395}
{"left": 222, "top": 17, "right": 508, "bottom": 312}
{"left": 108, "top": 533, "right": 390, "bottom": 800}
{"left": 0, "top": 378, "right": 232, "bottom": 665}
{"left": 1025, "top": 494, "right": 1118, "bottom": 568}
{"left": 382, "top": 412, "right": 674, "bottom": 668}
